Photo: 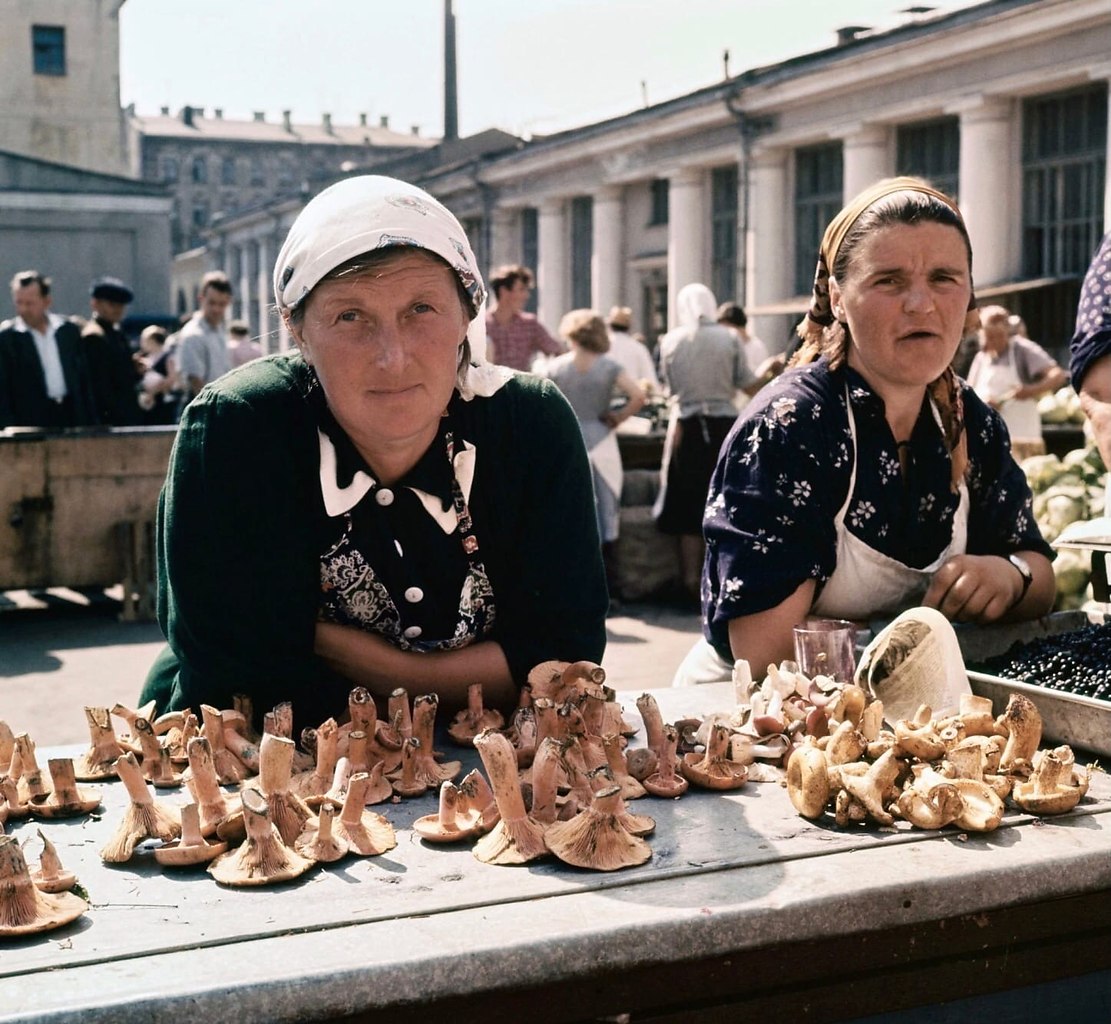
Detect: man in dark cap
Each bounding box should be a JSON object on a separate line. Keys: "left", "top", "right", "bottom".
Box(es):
{"left": 83, "top": 276, "right": 140, "bottom": 425}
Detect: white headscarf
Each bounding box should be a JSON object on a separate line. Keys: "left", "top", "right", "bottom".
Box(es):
{"left": 675, "top": 283, "right": 718, "bottom": 331}
{"left": 273, "top": 175, "right": 509, "bottom": 400}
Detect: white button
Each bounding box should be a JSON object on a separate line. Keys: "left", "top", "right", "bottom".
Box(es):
{"left": 403, "top": 625, "right": 423, "bottom": 639}
{"left": 404, "top": 586, "right": 424, "bottom": 603}
{"left": 375, "top": 488, "right": 395, "bottom": 506}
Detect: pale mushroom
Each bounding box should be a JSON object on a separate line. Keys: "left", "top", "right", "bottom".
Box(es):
{"left": 13, "top": 734, "right": 51, "bottom": 804}
{"left": 950, "top": 777, "right": 1005, "bottom": 832}
{"left": 786, "top": 744, "right": 831, "bottom": 819}
{"left": 100, "top": 752, "right": 181, "bottom": 863}
{"left": 0, "top": 775, "right": 29, "bottom": 820}
{"left": 947, "top": 740, "right": 1012, "bottom": 801}
{"left": 544, "top": 785, "right": 652, "bottom": 871}
{"left": 409, "top": 694, "right": 461, "bottom": 784}
{"left": 1011, "top": 745, "right": 1089, "bottom": 816}
{"left": 455, "top": 768, "right": 499, "bottom": 833}
{"left": 526, "top": 660, "right": 572, "bottom": 702}
{"left": 157, "top": 709, "right": 197, "bottom": 765}
{"left": 133, "top": 717, "right": 183, "bottom": 788}
{"left": 154, "top": 803, "right": 228, "bottom": 867}
{"left": 294, "top": 802, "right": 349, "bottom": 863}
{"left": 447, "top": 682, "right": 505, "bottom": 746}
{"left": 29, "top": 830, "right": 77, "bottom": 893}
{"left": 896, "top": 780, "right": 964, "bottom": 830}
{"left": 892, "top": 705, "right": 945, "bottom": 762}
{"left": 507, "top": 704, "right": 538, "bottom": 768}
{"left": 681, "top": 723, "right": 748, "bottom": 790}
{"left": 332, "top": 773, "right": 397, "bottom": 856}
{"left": 642, "top": 724, "right": 688, "bottom": 799}
{"left": 472, "top": 729, "right": 548, "bottom": 865}
{"left": 838, "top": 749, "right": 904, "bottom": 826}
{"left": 29, "top": 758, "right": 102, "bottom": 818}
{"left": 110, "top": 699, "right": 157, "bottom": 748}
{"left": 821, "top": 719, "right": 866, "bottom": 766}
{"left": 72, "top": 707, "right": 125, "bottom": 780}
{"left": 0, "top": 721, "right": 13, "bottom": 777}
{"left": 376, "top": 688, "right": 413, "bottom": 750}
{"left": 256, "top": 733, "right": 313, "bottom": 846}
{"left": 390, "top": 737, "right": 430, "bottom": 798}
{"left": 221, "top": 711, "right": 261, "bottom": 774}
{"left": 209, "top": 788, "right": 314, "bottom": 886}
{"left": 289, "top": 718, "right": 340, "bottom": 806}
{"left": 0, "top": 835, "right": 87, "bottom": 937}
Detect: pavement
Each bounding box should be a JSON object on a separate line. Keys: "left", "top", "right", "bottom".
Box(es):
{"left": 0, "top": 589, "right": 701, "bottom": 747}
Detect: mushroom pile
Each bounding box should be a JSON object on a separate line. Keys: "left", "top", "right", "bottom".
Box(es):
{"left": 785, "top": 690, "right": 1091, "bottom": 831}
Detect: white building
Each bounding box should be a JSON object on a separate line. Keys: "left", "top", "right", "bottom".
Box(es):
{"left": 205, "top": 0, "right": 1110, "bottom": 357}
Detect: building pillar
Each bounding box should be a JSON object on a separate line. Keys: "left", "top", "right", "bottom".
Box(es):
{"left": 955, "top": 96, "right": 1014, "bottom": 285}
{"left": 488, "top": 207, "right": 518, "bottom": 275}
{"left": 667, "top": 166, "right": 706, "bottom": 327}
{"left": 256, "top": 236, "right": 271, "bottom": 352}
{"left": 1098, "top": 72, "right": 1111, "bottom": 230}
{"left": 748, "top": 147, "right": 791, "bottom": 350}
{"left": 237, "top": 242, "right": 252, "bottom": 327}
{"left": 841, "top": 124, "right": 889, "bottom": 201}
{"left": 536, "top": 197, "right": 567, "bottom": 333}
{"left": 592, "top": 185, "right": 624, "bottom": 316}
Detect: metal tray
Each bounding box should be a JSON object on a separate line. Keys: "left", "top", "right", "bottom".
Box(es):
{"left": 953, "top": 611, "right": 1111, "bottom": 759}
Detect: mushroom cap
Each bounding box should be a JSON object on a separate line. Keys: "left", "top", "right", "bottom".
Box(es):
{"left": 680, "top": 751, "right": 748, "bottom": 790}
{"left": 208, "top": 790, "right": 314, "bottom": 885}
{"left": 642, "top": 770, "right": 688, "bottom": 799}
{"left": 154, "top": 836, "right": 228, "bottom": 867}
{"left": 293, "top": 805, "right": 349, "bottom": 863}
{"left": 472, "top": 815, "right": 549, "bottom": 865}
{"left": 624, "top": 747, "right": 659, "bottom": 783}
{"left": 0, "top": 836, "right": 88, "bottom": 936}
{"left": 786, "top": 745, "right": 831, "bottom": 819}
{"left": 543, "top": 787, "right": 652, "bottom": 871}
{"left": 950, "top": 778, "right": 1005, "bottom": 831}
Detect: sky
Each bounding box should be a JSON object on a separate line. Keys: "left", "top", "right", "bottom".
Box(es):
{"left": 118, "top": 0, "right": 983, "bottom": 140}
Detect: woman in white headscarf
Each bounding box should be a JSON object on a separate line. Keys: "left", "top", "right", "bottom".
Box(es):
{"left": 141, "top": 175, "right": 608, "bottom": 731}
{"left": 654, "top": 283, "right": 761, "bottom": 602}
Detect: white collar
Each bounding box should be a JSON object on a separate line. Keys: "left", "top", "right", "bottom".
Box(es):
{"left": 14, "top": 312, "right": 64, "bottom": 337}
{"left": 317, "top": 429, "right": 477, "bottom": 535}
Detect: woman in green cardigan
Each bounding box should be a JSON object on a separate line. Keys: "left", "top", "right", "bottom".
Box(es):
{"left": 142, "top": 175, "right": 608, "bottom": 731}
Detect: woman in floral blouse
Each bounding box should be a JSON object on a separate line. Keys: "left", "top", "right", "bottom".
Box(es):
{"left": 675, "top": 177, "right": 1055, "bottom": 684}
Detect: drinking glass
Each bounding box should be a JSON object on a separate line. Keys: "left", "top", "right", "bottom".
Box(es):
{"left": 792, "top": 617, "right": 857, "bottom": 683}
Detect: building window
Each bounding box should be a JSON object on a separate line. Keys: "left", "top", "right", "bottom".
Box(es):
{"left": 32, "top": 26, "right": 65, "bottom": 76}
{"left": 461, "top": 216, "right": 485, "bottom": 278}
{"left": 794, "top": 143, "right": 843, "bottom": 295}
{"left": 648, "top": 179, "right": 669, "bottom": 226}
{"left": 192, "top": 202, "right": 209, "bottom": 229}
{"left": 1022, "top": 86, "right": 1107, "bottom": 278}
{"left": 162, "top": 155, "right": 179, "bottom": 183}
{"left": 277, "top": 158, "right": 294, "bottom": 188}
{"left": 896, "top": 117, "right": 959, "bottom": 200}
{"left": 249, "top": 157, "right": 266, "bottom": 187}
{"left": 191, "top": 156, "right": 208, "bottom": 184}
{"left": 521, "top": 208, "right": 539, "bottom": 313}
{"left": 570, "top": 196, "right": 594, "bottom": 309}
{"left": 711, "top": 165, "right": 739, "bottom": 303}
{"left": 221, "top": 157, "right": 237, "bottom": 186}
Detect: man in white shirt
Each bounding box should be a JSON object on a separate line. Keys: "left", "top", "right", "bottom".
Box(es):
{"left": 605, "top": 306, "right": 659, "bottom": 388}
{"left": 177, "top": 271, "right": 234, "bottom": 400}
{"left": 0, "top": 270, "right": 97, "bottom": 428}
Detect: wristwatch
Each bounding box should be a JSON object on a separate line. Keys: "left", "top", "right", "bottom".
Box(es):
{"left": 1006, "top": 553, "right": 1033, "bottom": 606}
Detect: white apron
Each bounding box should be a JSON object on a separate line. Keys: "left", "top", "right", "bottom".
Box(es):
{"left": 812, "top": 392, "right": 969, "bottom": 620}
{"left": 971, "top": 345, "right": 1042, "bottom": 440}
{"left": 672, "top": 387, "right": 969, "bottom": 686}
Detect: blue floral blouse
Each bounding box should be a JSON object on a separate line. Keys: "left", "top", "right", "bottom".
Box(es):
{"left": 702, "top": 357, "right": 1054, "bottom": 659}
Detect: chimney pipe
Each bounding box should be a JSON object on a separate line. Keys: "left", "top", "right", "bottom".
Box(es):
{"left": 214, "top": 108, "right": 223, "bottom": 119}
{"left": 282, "top": 109, "right": 292, "bottom": 131}
{"left": 253, "top": 111, "right": 265, "bottom": 122}
{"left": 160, "top": 105, "right": 169, "bottom": 116}
{"left": 323, "top": 112, "right": 333, "bottom": 133}
{"left": 181, "top": 105, "right": 194, "bottom": 127}
{"left": 836, "top": 25, "right": 870, "bottom": 45}
{"left": 411, "top": 125, "right": 420, "bottom": 137}
{"left": 380, "top": 114, "right": 390, "bottom": 129}
{"left": 359, "top": 112, "right": 367, "bottom": 127}
{"left": 443, "top": 0, "right": 459, "bottom": 142}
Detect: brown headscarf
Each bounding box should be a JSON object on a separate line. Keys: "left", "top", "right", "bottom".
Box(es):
{"left": 791, "top": 176, "right": 978, "bottom": 490}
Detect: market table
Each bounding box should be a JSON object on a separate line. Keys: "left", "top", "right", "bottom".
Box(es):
{"left": 2, "top": 684, "right": 1110, "bottom": 1024}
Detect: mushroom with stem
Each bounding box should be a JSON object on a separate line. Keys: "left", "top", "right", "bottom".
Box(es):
{"left": 996, "top": 693, "right": 1043, "bottom": 775}
{"left": 0, "top": 835, "right": 87, "bottom": 936}
{"left": 29, "top": 830, "right": 77, "bottom": 893}
{"left": 413, "top": 781, "right": 484, "bottom": 843}
{"left": 154, "top": 803, "right": 228, "bottom": 867}
{"left": 209, "top": 788, "right": 315, "bottom": 886}
{"left": 332, "top": 773, "right": 397, "bottom": 856}
{"left": 472, "top": 729, "right": 548, "bottom": 865}
{"left": 134, "top": 717, "right": 183, "bottom": 788}
{"left": 544, "top": 785, "right": 652, "bottom": 871}
{"left": 13, "top": 734, "right": 51, "bottom": 804}
{"left": 448, "top": 682, "right": 505, "bottom": 746}
{"left": 635, "top": 693, "right": 667, "bottom": 760}
{"left": 100, "top": 752, "right": 181, "bottom": 863}
{"left": 1011, "top": 745, "right": 1089, "bottom": 816}
{"left": 289, "top": 718, "right": 340, "bottom": 806}
{"left": 681, "top": 723, "right": 748, "bottom": 790}
{"left": 199, "top": 705, "right": 250, "bottom": 784}
{"left": 30, "top": 758, "right": 102, "bottom": 819}
{"left": 185, "top": 736, "right": 237, "bottom": 839}
{"left": 256, "top": 733, "right": 313, "bottom": 846}
{"left": 294, "top": 802, "right": 349, "bottom": 863}
{"left": 72, "top": 707, "right": 125, "bottom": 781}
{"left": 642, "top": 724, "right": 688, "bottom": 799}
{"left": 409, "top": 694, "right": 461, "bottom": 784}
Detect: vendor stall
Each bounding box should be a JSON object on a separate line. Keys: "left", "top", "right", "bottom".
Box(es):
{"left": 1, "top": 683, "right": 1108, "bottom": 1024}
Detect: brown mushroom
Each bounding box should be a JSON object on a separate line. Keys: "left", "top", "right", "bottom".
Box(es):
{"left": 527, "top": 737, "right": 569, "bottom": 826}
{"left": 390, "top": 737, "right": 430, "bottom": 798}
{"left": 100, "top": 752, "right": 181, "bottom": 863}
{"left": 0, "top": 720, "right": 13, "bottom": 777}
{"left": 134, "top": 717, "right": 183, "bottom": 788}
{"left": 786, "top": 744, "right": 831, "bottom": 819}
{"left": 221, "top": 712, "right": 261, "bottom": 774}
{"left": 0, "top": 775, "right": 29, "bottom": 820}
{"left": 13, "top": 734, "right": 51, "bottom": 804}
{"left": 209, "top": 787, "right": 315, "bottom": 885}
{"left": 1011, "top": 745, "right": 1089, "bottom": 816}
{"left": 257, "top": 733, "right": 313, "bottom": 846}
{"left": 527, "top": 660, "right": 572, "bottom": 702}
{"left": 624, "top": 746, "right": 659, "bottom": 783}
{"left": 642, "top": 724, "right": 688, "bottom": 799}
{"left": 185, "top": 736, "right": 236, "bottom": 838}
{"left": 601, "top": 733, "right": 646, "bottom": 800}
{"left": 507, "top": 704, "right": 538, "bottom": 768}
{"left": 72, "top": 707, "right": 125, "bottom": 781}
{"left": 30, "top": 758, "right": 102, "bottom": 818}
{"left": 409, "top": 694, "right": 461, "bottom": 784}
{"left": 294, "top": 802, "right": 349, "bottom": 863}
{"left": 448, "top": 682, "right": 505, "bottom": 746}
{"left": 455, "top": 768, "right": 499, "bottom": 833}
{"left": 290, "top": 718, "right": 340, "bottom": 806}
{"left": 332, "top": 773, "right": 397, "bottom": 856}
{"left": 996, "top": 693, "right": 1043, "bottom": 774}
{"left": 0, "top": 835, "right": 87, "bottom": 936}
{"left": 110, "top": 700, "right": 157, "bottom": 749}
{"left": 635, "top": 693, "right": 667, "bottom": 760}
{"left": 471, "top": 729, "right": 549, "bottom": 865}
{"left": 154, "top": 803, "right": 228, "bottom": 867}
{"left": 199, "top": 705, "right": 250, "bottom": 783}
{"left": 29, "top": 829, "right": 77, "bottom": 893}
{"left": 413, "top": 781, "right": 483, "bottom": 843}
{"left": 681, "top": 723, "right": 748, "bottom": 790}
{"left": 544, "top": 785, "right": 652, "bottom": 871}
